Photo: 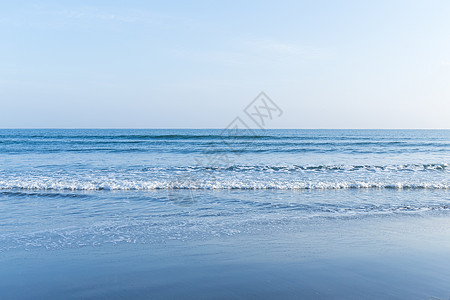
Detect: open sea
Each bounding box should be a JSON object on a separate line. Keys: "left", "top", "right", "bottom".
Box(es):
{"left": 1, "top": 129, "right": 450, "bottom": 299}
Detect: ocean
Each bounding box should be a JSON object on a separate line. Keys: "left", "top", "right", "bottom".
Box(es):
{"left": 1, "top": 129, "right": 450, "bottom": 299}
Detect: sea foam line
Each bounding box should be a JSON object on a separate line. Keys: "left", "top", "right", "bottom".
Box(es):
{"left": 0, "top": 180, "right": 449, "bottom": 190}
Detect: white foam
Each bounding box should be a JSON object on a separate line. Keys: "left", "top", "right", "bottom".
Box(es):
{"left": 0, "top": 178, "right": 449, "bottom": 190}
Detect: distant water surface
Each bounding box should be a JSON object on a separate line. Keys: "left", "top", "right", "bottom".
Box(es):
{"left": 0, "top": 129, "right": 448, "bottom": 190}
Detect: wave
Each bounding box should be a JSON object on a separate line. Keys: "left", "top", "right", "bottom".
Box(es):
{"left": 0, "top": 163, "right": 448, "bottom": 191}
{"left": 2, "top": 138, "right": 449, "bottom": 155}
{"left": 1, "top": 133, "right": 448, "bottom": 143}
{"left": 2, "top": 136, "right": 450, "bottom": 146}
{"left": 0, "top": 179, "right": 449, "bottom": 190}
{"left": 141, "top": 163, "right": 450, "bottom": 173}
{"left": 179, "top": 163, "right": 449, "bottom": 172}
{"left": 0, "top": 134, "right": 270, "bottom": 140}
{"left": 0, "top": 191, "right": 89, "bottom": 198}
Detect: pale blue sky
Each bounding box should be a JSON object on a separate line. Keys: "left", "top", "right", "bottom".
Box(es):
{"left": 1, "top": 0, "right": 449, "bottom": 128}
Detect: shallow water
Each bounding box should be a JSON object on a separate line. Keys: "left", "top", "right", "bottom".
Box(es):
{"left": 1, "top": 189, "right": 450, "bottom": 252}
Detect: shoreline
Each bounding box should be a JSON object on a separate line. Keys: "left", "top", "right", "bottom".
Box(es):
{"left": 2, "top": 211, "right": 450, "bottom": 299}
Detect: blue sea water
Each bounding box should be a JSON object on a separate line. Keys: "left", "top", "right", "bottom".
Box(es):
{"left": 0, "top": 129, "right": 449, "bottom": 251}
{"left": 0, "top": 129, "right": 449, "bottom": 190}
{"left": 1, "top": 129, "right": 450, "bottom": 299}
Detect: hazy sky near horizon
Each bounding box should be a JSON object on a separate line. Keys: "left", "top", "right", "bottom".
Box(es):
{"left": 1, "top": 0, "right": 450, "bottom": 129}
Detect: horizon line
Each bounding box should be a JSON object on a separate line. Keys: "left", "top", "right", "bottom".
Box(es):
{"left": 0, "top": 128, "right": 449, "bottom": 130}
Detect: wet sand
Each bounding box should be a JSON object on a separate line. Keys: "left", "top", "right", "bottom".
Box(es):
{"left": 2, "top": 213, "right": 450, "bottom": 299}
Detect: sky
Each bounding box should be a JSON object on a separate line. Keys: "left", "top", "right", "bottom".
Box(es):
{"left": 1, "top": 0, "right": 450, "bottom": 129}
